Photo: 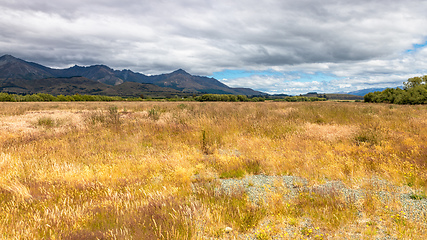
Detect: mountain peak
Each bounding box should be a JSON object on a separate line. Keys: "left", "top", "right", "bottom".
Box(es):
{"left": 172, "top": 69, "right": 190, "bottom": 75}
{"left": 0, "top": 54, "right": 21, "bottom": 63}
{"left": 1, "top": 54, "right": 15, "bottom": 59}
{"left": 0, "top": 54, "right": 54, "bottom": 80}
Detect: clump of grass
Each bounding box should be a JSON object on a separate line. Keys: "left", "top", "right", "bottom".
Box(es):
{"left": 106, "top": 106, "right": 121, "bottom": 131}
{"left": 255, "top": 224, "right": 273, "bottom": 240}
{"left": 194, "top": 182, "right": 266, "bottom": 233}
{"left": 219, "top": 168, "right": 246, "bottom": 179}
{"left": 201, "top": 129, "right": 223, "bottom": 155}
{"left": 227, "top": 197, "right": 267, "bottom": 232}
{"left": 354, "top": 130, "right": 379, "bottom": 146}
{"left": 354, "top": 122, "right": 382, "bottom": 146}
{"left": 147, "top": 106, "right": 161, "bottom": 121}
{"left": 244, "top": 158, "right": 262, "bottom": 175}
{"left": 218, "top": 158, "right": 261, "bottom": 179}
{"left": 83, "top": 107, "right": 121, "bottom": 130}
{"left": 133, "top": 195, "right": 197, "bottom": 239}
{"left": 37, "top": 116, "right": 56, "bottom": 128}
{"left": 77, "top": 194, "right": 198, "bottom": 239}
{"left": 178, "top": 103, "right": 187, "bottom": 110}
{"left": 107, "top": 106, "right": 120, "bottom": 125}
{"left": 409, "top": 192, "right": 427, "bottom": 200}
{"left": 286, "top": 188, "right": 358, "bottom": 230}
{"left": 202, "top": 129, "right": 209, "bottom": 154}
{"left": 84, "top": 110, "right": 106, "bottom": 125}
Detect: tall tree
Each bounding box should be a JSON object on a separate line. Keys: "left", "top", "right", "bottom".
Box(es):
{"left": 404, "top": 75, "right": 427, "bottom": 89}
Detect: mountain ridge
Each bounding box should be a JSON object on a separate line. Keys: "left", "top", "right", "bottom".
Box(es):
{"left": 0, "top": 76, "right": 185, "bottom": 98}
{"left": 0, "top": 55, "right": 264, "bottom": 96}
{"left": 346, "top": 87, "right": 402, "bottom": 96}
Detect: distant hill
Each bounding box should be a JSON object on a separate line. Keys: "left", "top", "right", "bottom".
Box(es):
{"left": 265, "top": 93, "right": 291, "bottom": 99}
{"left": 110, "top": 81, "right": 186, "bottom": 98}
{"left": 347, "top": 88, "right": 389, "bottom": 96}
{"left": 48, "top": 65, "right": 125, "bottom": 86}
{"left": 323, "top": 93, "right": 364, "bottom": 100}
{"left": 0, "top": 55, "right": 265, "bottom": 96}
{"left": 0, "top": 55, "right": 53, "bottom": 80}
{"left": 0, "top": 76, "right": 111, "bottom": 95}
{"left": 301, "top": 92, "right": 364, "bottom": 100}
{"left": 0, "top": 76, "right": 185, "bottom": 97}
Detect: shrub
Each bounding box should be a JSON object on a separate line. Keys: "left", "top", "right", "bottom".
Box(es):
{"left": 0, "top": 93, "right": 16, "bottom": 102}
{"left": 148, "top": 107, "right": 160, "bottom": 120}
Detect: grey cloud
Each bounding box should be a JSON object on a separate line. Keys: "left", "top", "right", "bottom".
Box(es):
{"left": 1, "top": 0, "right": 427, "bottom": 93}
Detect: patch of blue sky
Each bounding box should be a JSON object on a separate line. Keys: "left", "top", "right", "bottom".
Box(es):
{"left": 405, "top": 40, "right": 427, "bottom": 53}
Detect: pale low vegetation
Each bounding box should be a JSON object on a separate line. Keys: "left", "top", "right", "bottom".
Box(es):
{"left": 0, "top": 101, "right": 426, "bottom": 239}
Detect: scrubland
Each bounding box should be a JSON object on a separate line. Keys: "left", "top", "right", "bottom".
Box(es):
{"left": 0, "top": 101, "right": 426, "bottom": 239}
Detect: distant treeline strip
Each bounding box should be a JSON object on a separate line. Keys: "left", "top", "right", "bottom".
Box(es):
{"left": 0, "top": 93, "right": 141, "bottom": 102}
{"left": 0, "top": 92, "right": 266, "bottom": 102}
{"left": 273, "top": 96, "right": 327, "bottom": 102}
{"left": 364, "top": 75, "right": 427, "bottom": 104}
{"left": 0, "top": 92, "right": 332, "bottom": 103}
{"left": 193, "top": 94, "right": 265, "bottom": 102}
{"left": 193, "top": 94, "right": 327, "bottom": 102}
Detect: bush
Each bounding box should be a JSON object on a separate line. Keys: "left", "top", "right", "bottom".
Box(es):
{"left": 0, "top": 93, "right": 16, "bottom": 102}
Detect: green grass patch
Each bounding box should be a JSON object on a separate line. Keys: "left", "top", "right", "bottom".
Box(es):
{"left": 37, "top": 116, "right": 56, "bottom": 128}
{"left": 409, "top": 192, "right": 427, "bottom": 200}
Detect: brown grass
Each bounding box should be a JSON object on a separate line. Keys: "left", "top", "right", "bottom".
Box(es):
{"left": 0, "top": 101, "right": 426, "bottom": 239}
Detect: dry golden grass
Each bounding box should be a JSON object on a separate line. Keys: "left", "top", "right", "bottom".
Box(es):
{"left": 0, "top": 101, "right": 426, "bottom": 239}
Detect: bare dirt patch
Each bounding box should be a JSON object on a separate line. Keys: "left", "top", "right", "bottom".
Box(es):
{"left": 304, "top": 123, "right": 358, "bottom": 142}
{"left": 0, "top": 110, "right": 85, "bottom": 134}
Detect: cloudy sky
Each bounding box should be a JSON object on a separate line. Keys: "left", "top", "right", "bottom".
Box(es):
{"left": 1, "top": 0, "right": 427, "bottom": 94}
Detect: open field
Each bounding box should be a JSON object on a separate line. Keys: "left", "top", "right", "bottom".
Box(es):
{"left": 1, "top": 101, "right": 427, "bottom": 239}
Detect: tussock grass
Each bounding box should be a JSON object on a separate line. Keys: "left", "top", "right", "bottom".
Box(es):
{"left": 0, "top": 102, "right": 426, "bottom": 238}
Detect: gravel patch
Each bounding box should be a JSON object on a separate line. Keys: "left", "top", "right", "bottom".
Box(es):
{"left": 219, "top": 174, "right": 308, "bottom": 204}
{"left": 214, "top": 174, "right": 427, "bottom": 239}
{"left": 218, "top": 175, "right": 427, "bottom": 221}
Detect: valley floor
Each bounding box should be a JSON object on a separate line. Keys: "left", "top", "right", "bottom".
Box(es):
{"left": 0, "top": 102, "right": 426, "bottom": 239}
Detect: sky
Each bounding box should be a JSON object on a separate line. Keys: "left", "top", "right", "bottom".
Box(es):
{"left": 1, "top": 0, "right": 427, "bottom": 94}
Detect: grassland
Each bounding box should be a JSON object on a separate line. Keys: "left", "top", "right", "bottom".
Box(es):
{"left": 0, "top": 101, "right": 426, "bottom": 239}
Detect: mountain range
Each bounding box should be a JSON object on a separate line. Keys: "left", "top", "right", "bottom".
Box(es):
{"left": 347, "top": 88, "right": 395, "bottom": 96}
{"left": 0, "top": 55, "right": 264, "bottom": 97}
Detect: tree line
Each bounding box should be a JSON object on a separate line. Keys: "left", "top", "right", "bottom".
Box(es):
{"left": 193, "top": 94, "right": 265, "bottom": 102}
{"left": 364, "top": 76, "right": 427, "bottom": 104}
{"left": 0, "top": 93, "right": 137, "bottom": 102}
{"left": 0, "top": 92, "right": 267, "bottom": 102}
{"left": 273, "top": 96, "right": 327, "bottom": 102}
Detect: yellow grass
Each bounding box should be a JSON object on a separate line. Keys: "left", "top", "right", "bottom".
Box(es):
{"left": 0, "top": 101, "right": 426, "bottom": 239}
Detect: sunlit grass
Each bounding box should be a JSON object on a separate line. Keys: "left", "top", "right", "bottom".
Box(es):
{"left": 0, "top": 101, "right": 426, "bottom": 239}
